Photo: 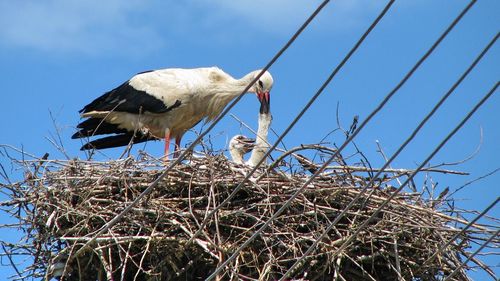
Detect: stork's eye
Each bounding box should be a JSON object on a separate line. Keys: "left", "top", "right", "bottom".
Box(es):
{"left": 258, "top": 80, "right": 264, "bottom": 88}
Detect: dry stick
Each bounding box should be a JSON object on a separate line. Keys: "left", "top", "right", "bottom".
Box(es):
{"left": 72, "top": 0, "right": 330, "bottom": 259}
{"left": 0, "top": 243, "right": 22, "bottom": 279}
{"left": 417, "top": 197, "right": 499, "bottom": 272}
{"left": 209, "top": 1, "right": 478, "bottom": 279}
{"left": 205, "top": 1, "right": 396, "bottom": 279}
{"left": 447, "top": 167, "right": 500, "bottom": 198}
{"left": 443, "top": 229, "right": 500, "bottom": 281}
{"left": 342, "top": 254, "right": 378, "bottom": 281}
{"left": 282, "top": 81, "right": 499, "bottom": 280}
{"left": 0, "top": 144, "right": 38, "bottom": 159}
{"left": 324, "top": 165, "right": 468, "bottom": 175}
{"left": 460, "top": 251, "right": 497, "bottom": 280}
{"left": 376, "top": 140, "right": 404, "bottom": 187}
{"left": 251, "top": 140, "right": 467, "bottom": 175}
{"left": 393, "top": 237, "right": 403, "bottom": 281}
{"left": 133, "top": 230, "right": 155, "bottom": 281}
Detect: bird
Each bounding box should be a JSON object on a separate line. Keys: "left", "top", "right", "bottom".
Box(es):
{"left": 228, "top": 92, "right": 272, "bottom": 167}
{"left": 229, "top": 135, "right": 255, "bottom": 165}
{"left": 72, "top": 67, "right": 274, "bottom": 158}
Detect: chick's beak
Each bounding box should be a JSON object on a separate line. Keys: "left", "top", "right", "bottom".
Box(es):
{"left": 238, "top": 137, "right": 256, "bottom": 152}
{"left": 257, "top": 91, "right": 270, "bottom": 114}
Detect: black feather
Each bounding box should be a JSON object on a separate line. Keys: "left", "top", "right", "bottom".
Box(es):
{"left": 80, "top": 132, "right": 158, "bottom": 150}
{"left": 136, "top": 70, "right": 154, "bottom": 75}
{"left": 72, "top": 118, "right": 128, "bottom": 139}
{"left": 79, "top": 81, "right": 181, "bottom": 114}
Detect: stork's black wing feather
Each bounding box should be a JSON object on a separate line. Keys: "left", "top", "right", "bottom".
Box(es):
{"left": 80, "top": 132, "right": 158, "bottom": 150}
{"left": 72, "top": 118, "right": 128, "bottom": 139}
{"left": 79, "top": 80, "right": 181, "bottom": 114}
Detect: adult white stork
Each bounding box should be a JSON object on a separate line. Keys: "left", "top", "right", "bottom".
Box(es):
{"left": 73, "top": 67, "right": 274, "bottom": 157}
{"left": 229, "top": 94, "right": 272, "bottom": 167}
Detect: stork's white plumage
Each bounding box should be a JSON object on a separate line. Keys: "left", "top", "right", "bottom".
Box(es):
{"left": 229, "top": 94, "right": 272, "bottom": 167}
{"left": 229, "top": 135, "right": 255, "bottom": 165}
{"left": 247, "top": 111, "right": 272, "bottom": 167}
{"left": 73, "top": 67, "right": 273, "bottom": 157}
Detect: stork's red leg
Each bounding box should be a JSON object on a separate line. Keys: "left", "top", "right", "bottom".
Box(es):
{"left": 174, "top": 137, "right": 182, "bottom": 158}
{"left": 164, "top": 131, "right": 171, "bottom": 160}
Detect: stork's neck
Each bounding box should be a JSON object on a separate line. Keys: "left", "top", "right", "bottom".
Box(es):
{"left": 215, "top": 71, "right": 259, "bottom": 96}
{"left": 203, "top": 71, "right": 258, "bottom": 121}
{"left": 247, "top": 113, "right": 272, "bottom": 167}
{"left": 230, "top": 147, "right": 245, "bottom": 165}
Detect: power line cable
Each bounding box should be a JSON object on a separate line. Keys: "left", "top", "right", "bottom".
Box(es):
{"left": 73, "top": 0, "right": 331, "bottom": 258}
{"left": 202, "top": 3, "right": 397, "bottom": 279}
{"left": 443, "top": 228, "right": 500, "bottom": 281}
{"left": 280, "top": 29, "right": 498, "bottom": 279}
{"left": 418, "top": 197, "right": 499, "bottom": 273}
{"left": 207, "top": 1, "right": 477, "bottom": 279}
{"left": 286, "top": 81, "right": 498, "bottom": 279}
{"left": 190, "top": 0, "right": 395, "bottom": 247}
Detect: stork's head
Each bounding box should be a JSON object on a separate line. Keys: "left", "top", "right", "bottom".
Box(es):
{"left": 251, "top": 70, "right": 273, "bottom": 114}
{"left": 230, "top": 135, "right": 255, "bottom": 153}
{"left": 229, "top": 135, "right": 255, "bottom": 164}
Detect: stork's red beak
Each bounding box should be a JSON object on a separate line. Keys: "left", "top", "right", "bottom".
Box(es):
{"left": 257, "top": 91, "right": 270, "bottom": 114}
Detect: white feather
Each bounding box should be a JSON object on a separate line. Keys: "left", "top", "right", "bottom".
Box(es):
{"left": 229, "top": 112, "right": 272, "bottom": 167}
{"left": 247, "top": 113, "right": 272, "bottom": 167}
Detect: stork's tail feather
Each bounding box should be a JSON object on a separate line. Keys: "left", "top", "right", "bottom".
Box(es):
{"left": 72, "top": 118, "right": 128, "bottom": 139}
{"left": 80, "top": 132, "right": 158, "bottom": 151}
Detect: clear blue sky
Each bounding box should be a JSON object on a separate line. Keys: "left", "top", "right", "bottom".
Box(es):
{"left": 0, "top": 0, "right": 498, "bottom": 279}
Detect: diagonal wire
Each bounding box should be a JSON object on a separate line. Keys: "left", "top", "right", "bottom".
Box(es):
{"left": 191, "top": 0, "right": 395, "bottom": 246}
{"left": 443, "top": 228, "right": 500, "bottom": 281}
{"left": 207, "top": 1, "right": 477, "bottom": 279}
{"left": 72, "top": 0, "right": 331, "bottom": 258}
{"left": 280, "top": 29, "right": 498, "bottom": 279}
{"left": 202, "top": 2, "right": 396, "bottom": 279}
{"left": 418, "top": 197, "right": 499, "bottom": 273}
{"left": 286, "top": 81, "right": 499, "bottom": 279}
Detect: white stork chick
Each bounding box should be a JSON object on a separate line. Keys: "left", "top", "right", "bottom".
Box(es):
{"left": 247, "top": 111, "right": 272, "bottom": 167}
{"left": 73, "top": 67, "right": 274, "bottom": 158}
{"left": 229, "top": 135, "right": 255, "bottom": 165}
{"left": 229, "top": 94, "right": 272, "bottom": 167}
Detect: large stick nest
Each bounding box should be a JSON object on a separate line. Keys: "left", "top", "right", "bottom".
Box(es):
{"left": 0, "top": 149, "right": 492, "bottom": 280}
